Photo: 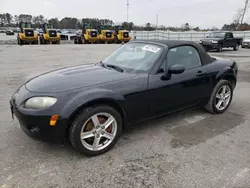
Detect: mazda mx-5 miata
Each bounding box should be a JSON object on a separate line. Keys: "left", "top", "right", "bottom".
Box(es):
{"left": 10, "top": 40, "right": 238, "bottom": 156}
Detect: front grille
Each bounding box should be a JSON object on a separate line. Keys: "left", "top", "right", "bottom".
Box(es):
{"left": 91, "top": 31, "right": 97, "bottom": 37}
{"left": 105, "top": 32, "right": 112, "bottom": 38}
{"left": 202, "top": 41, "right": 211, "bottom": 45}
{"left": 123, "top": 32, "right": 129, "bottom": 38}
{"left": 49, "top": 30, "right": 57, "bottom": 37}
{"left": 24, "top": 30, "right": 34, "bottom": 37}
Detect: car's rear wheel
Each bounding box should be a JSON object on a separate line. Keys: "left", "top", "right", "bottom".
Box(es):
{"left": 205, "top": 80, "right": 233, "bottom": 114}
{"left": 69, "top": 105, "right": 122, "bottom": 156}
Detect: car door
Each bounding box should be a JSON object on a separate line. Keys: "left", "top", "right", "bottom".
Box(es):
{"left": 148, "top": 45, "right": 212, "bottom": 116}
{"left": 224, "top": 33, "right": 234, "bottom": 47}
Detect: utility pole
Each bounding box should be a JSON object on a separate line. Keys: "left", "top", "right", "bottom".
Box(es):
{"left": 127, "top": 0, "right": 129, "bottom": 23}
{"left": 240, "top": 0, "right": 249, "bottom": 24}
{"left": 156, "top": 13, "right": 158, "bottom": 30}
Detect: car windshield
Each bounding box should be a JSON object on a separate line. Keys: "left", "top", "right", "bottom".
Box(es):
{"left": 102, "top": 43, "right": 163, "bottom": 73}
{"left": 208, "top": 32, "right": 225, "bottom": 38}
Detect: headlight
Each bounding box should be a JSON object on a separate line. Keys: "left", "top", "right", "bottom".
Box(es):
{"left": 24, "top": 97, "right": 57, "bottom": 109}
{"left": 199, "top": 40, "right": 203, "bottom": 44}
{"left": 211, "top": 40, "right": 218, "bottom": 44}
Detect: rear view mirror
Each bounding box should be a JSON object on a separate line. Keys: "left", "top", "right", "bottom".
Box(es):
{"left": 168, "top": 64, "right": 185, "bottom": 74}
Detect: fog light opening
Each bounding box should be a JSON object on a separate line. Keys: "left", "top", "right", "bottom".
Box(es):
{"left": 50, "top": 115, "right": 59, "bottom": 126}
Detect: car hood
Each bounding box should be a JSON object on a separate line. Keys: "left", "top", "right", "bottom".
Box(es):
{"left": 25, "top": 64, "right": 134, "bottom": 93}
{"left": 243, "top": 39, "right": 250, "bottom": 42}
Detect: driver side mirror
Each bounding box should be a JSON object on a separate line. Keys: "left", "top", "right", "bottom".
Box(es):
{"left": 161, "top": 64, "right": 185, "bottom": 80}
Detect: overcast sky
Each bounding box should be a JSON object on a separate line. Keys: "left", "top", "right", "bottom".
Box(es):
{"left": 1, "top": 0, "right": 249, "bottom": 28}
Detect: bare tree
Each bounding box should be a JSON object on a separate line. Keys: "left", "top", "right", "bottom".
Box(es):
{"left": 234, "top": 9, "right": 244, "bottom": 25}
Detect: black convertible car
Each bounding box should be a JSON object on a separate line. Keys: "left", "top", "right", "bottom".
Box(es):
{"left": 10, "top": 40, "right": 238, "bottom": 156}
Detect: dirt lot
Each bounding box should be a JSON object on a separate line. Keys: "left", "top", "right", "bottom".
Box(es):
{"left": 1, "top": 44, "right": 250, "bottom": 188}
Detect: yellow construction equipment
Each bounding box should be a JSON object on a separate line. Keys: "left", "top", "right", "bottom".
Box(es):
{"left": 17, "top": 22, "right": 38, "bottom": 45}
{"left": 39, "top": 23, "right": 60, "bottom": 44}
{"left": 98, "top": 25, "right": 115, "bottom": 44}
{"left": 74, "top": 23, "right": 99, "bottom": 44}
{"left": 114, "top": 25, "right": 131, "bottom": 44}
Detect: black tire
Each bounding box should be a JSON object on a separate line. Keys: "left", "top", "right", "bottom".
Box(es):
{"left": 242, "top": 45, "right": 245, "bottom": 48}
{"left": 204, "top": 79, "right": 233, "bottom": 114}
{"left": 114, "top": 36, "right": 119, "bottom": 44}
{"left": 74, "top": 39, "right": 78, "bottom": 44}
{"left": 20, "top": 39, "right": 23, "bottom": 45}
{"left": 69, "top": 105, "right": 123, "bottom": 156}
{"left": 217, "top": 44, "right": 222, "bottom": 52}
{"left": 17, "top": 37, "right": 20, "bottom": 45}
{"left": 82, "top": 36, "right": 87, "bottom": 44}
{"left": 234, "top": 44, "right": 239, "bottom": 51}
{"left": 40, "top": 37, "right": 45, "bottom": 45}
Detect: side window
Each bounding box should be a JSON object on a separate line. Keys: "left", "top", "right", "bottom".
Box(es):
{"left": 167, "top": 46, "right": 202, "bottom": 69}
{"left": 228, "top": 33, "right": 233, "bottom": 38}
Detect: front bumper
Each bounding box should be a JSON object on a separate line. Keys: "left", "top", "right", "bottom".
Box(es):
{"left": 200, "top": 43, "right": 219, "bottom": 51}
{"left": 10, "top": 86, "right": 68, "bottom": 144}
{"left": 11, "top": 106, "right": 67, "bottom": 143}
{"left": 120, "top": 37, "right": 131, "bottom": 42}
{"left": 242, "top": 42, "right": 250, "bottom": 48}
{"left": 87, "top": 37, "right": 99, "bottom": 42}
{"left": 100, "top": 37, "right": 114, "bottom": 42}
{"left": 20, "top": 37, "right": 38, "bottom": 42}
{"left": 44, "top": 37, "right": 60, "bottom": 42}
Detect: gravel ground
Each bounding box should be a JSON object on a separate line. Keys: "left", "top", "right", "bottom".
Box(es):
{"left": 1, "top": 44, "right": 250, "bottom": 188}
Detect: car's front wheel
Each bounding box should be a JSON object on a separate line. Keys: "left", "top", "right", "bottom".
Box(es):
{"left": 205, "top": 80, "right": 233, "bottom": 114}
{"left": 234, "top": 44, "right": 239, "bottom": 51}
{"left": 217, "top": 44, "right": 222, "bottom": 52}
{"left": 69, "top": 105, "right": 122, "bottom": 156}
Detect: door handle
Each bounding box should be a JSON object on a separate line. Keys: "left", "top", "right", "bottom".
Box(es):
{"left": 196, "top": 71, "right": 206, "bottom": 76}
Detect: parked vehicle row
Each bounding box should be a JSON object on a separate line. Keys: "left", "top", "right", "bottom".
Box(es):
{"left": 74, "top": 24, "right": 131, "bottom": 44}
{"left": 17, "top": 22, "right": 60, "bottom": 45}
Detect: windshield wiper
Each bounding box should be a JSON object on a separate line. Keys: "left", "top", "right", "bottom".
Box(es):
{"left": 105, "top": 64, "right": 124, "bottom": 72}
{"left": 98, "top": 61, "right": 106, "bottom": 67}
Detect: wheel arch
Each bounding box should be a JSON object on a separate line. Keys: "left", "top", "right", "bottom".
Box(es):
{"left": 216, "top": 69, "right": 237, "bottom": 89}
{"left": 67, "top": 98, "right": 127, "bottom": 133}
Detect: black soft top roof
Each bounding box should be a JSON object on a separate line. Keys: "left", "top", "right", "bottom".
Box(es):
{"left": 133, "top": 40, "right": 215, "bottom": 65}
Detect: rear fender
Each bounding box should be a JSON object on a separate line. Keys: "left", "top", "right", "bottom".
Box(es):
{"left": 60, "top": 88, "right": 125, "bottom": 118}
{"left": 215, "top": 66, "right": 236, "bottom": 85}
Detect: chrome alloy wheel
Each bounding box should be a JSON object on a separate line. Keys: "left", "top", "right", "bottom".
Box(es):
{"left": 80, "top": 113, "right": 117, "bottom": 151}
{"left": 215, "top": 85, "right": 232, "bottom": 111}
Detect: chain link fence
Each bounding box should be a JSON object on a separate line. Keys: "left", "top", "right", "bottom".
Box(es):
{"left": 130, "top": 30, "right": 250, "bottom": 42}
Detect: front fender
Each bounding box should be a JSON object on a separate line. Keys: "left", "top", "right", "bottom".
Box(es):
{"left": 59, "top": 88, "right": 125, "bottom": 118}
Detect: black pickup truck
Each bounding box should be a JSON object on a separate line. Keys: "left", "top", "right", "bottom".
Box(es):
{"left": 199, "top": 31, "right": 243, "bottom": 52}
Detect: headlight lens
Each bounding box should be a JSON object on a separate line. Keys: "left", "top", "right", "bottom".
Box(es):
{"left": 24, "top": 97, "right": 57, "bottom": 109}
{"left": 199, "top": 40, "right": 203, "bottom": 44}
